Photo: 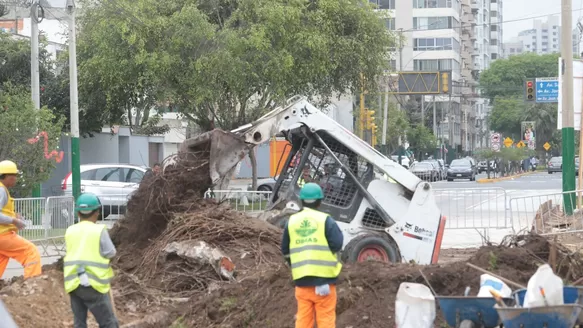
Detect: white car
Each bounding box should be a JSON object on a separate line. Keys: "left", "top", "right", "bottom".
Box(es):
{"left": 61, "top": 164, "right": 149, "bottom": 219}
{"left": 391, "top": 155, "right": 411, "bottom": 169}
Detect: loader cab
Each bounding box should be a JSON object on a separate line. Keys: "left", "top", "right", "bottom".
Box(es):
{"left": 270, "top": 128, "right": 386, "bottom": 229}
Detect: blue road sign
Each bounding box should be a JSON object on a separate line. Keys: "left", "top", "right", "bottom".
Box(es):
{"left": 535, "top": 78, "right": 558, "bottom": 103}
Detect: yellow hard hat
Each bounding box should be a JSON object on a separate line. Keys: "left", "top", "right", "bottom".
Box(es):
{"left": 0, "top": 161, "right": 18, "bottom": 175}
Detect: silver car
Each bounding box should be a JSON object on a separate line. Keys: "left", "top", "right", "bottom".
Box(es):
{"left": 62, "top": 163, "right": 149, "bottom": 219}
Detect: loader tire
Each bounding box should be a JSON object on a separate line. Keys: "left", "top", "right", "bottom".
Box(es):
{"left": 341, "top": 234, "right": 401, "bottom": 264}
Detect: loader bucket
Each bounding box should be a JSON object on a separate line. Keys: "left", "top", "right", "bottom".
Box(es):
{"left": 180, "top": 129, "right": 252, "bottom": 191}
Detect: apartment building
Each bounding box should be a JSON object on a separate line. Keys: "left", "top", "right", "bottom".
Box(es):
{"left": 370, "top": 0, "right": 501, "bottom": 152}
{"left": 503, "top": 15, "right": 580, "bottom": 57}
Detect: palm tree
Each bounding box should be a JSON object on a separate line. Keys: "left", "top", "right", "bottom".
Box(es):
{"left": 523, "top": 103, "right": 557, "bottom": 151}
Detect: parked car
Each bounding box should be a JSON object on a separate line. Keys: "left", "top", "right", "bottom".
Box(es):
{"left": 477, "top": 160, "right": 497, "bottom": 173}
{"left": 62, "top": 163, "right": 149, "bottom": 219}
{"left": 248, "top": 177, "right": 278, "bottom": 192}
{"left": 422, "top": 159, "right": 446, "bottom": 180}
{"left": 409, "top": 162, "right": 440, "bottom": 181}
{"left": 547, "top": 156, "right": 562, "bottom": 174}
{"left": 447, "top": 159, "right": 476, "bottom": 181}
{"left": 391, "top": 155, "right": 411, "bottom": 169}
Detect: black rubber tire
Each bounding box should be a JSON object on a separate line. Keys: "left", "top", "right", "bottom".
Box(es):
{"left": 459, "top": 320, "right": 476, "bottom": 328}
{"left": 548, "top": 171, "right": 552, "bottom": 174}
{"left": 257, "top": 185, "right": 272, "bottom": 192}
{"left": 447, "top": 178, "right": 453, "bottom": 181}
{"left": 341, "top": 234, "right": 401, "bottom": 263}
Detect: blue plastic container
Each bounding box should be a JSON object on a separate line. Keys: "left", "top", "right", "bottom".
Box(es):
{"left": 496, "top": 304, "right": 581, "bottom": 328}
{"left": 513, "top": 287, "right": 583, "bottom": 324}
{"left": 437, "top": 296, "right": 513, "bottom": 328}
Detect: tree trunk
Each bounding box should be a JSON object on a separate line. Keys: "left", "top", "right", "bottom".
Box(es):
{"left": 249, "top": 147, "right": 258, "bottom": 191}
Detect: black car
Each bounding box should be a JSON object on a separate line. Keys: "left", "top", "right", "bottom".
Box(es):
{"left": 447, "top": 159, "right": 476, "bottom": 181}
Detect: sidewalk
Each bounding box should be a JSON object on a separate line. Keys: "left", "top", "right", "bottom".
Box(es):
{"left": 477, "top": 171, "right": 536, "bottom": 183}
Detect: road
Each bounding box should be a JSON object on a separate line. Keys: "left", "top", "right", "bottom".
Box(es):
{"left": 434, "top": 172, "right": 564, "bottom": 248}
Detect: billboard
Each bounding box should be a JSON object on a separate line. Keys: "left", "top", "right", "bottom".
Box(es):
{"left": 522, "top": 121, "right": 536, "bottom": 150}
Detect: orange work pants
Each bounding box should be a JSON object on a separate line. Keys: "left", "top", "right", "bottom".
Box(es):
{"left": 295, "top": 285, "right": 337, "bottom": 328}
{"left": 0, "top": 231, "right": 41, "bottom": 279}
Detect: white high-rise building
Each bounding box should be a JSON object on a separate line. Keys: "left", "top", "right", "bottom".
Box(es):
{"left": 503, "top": 15, "right": 580, "bottom": 57}
{"left": 371, "top": 0, "right": 500, "bottom": 152}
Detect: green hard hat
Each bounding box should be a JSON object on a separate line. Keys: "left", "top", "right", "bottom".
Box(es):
{"left": 75, "top": 193, "right": 101, "bottom": 213}
{"left": 299, "top": 183, "right": 324, "bottom": 201}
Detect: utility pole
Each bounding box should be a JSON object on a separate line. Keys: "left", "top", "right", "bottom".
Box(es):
{"left": 68, "top": 0, "right": 81, "bottom": 201}
{"left": 397, "top": 28, "right": 404, "bottom": 148}
{"left": 382, "top": 83, "right": 389, "bottom": 149}
{"left": 562, "top": 0, "right": 576, "bottom": 215}
{"left": 31, "top": 2, "right": 40, "bottom": 110}
{"left": 30, "top": 2, "right": 41, "bottom": 197}
{"left": 421, "top": 96, "right": 425, "bottom": 126}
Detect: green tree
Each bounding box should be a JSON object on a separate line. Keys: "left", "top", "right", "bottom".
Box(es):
{"left": 77, "top": 0, "right": 396, "bottom": 131}
{"left": 479, "top": 53, "right": 559, "bottom": 101}
{"left": 0, "top": 85, "right": 65, "bottom": 197}
{"left": 407, "top": 125, "right": 435, "bottom": 160}
{"left": 0, "top": 32, "right": 54, "bottom": 89}
{"left": 488, "top": 97, "right": 522, "bottom": 138}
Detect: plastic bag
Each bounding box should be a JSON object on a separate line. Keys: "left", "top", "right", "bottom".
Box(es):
{"left": 395, "top": 282, "right": 435, "bottom": 328}
{"left": 477, "top": 274, "right": 512, "bottom": 298}
{"left": 523, "top": 264, "right": 563, "bottom": 307}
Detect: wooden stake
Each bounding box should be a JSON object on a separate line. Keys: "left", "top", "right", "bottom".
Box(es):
{"left": 466, "top": 263, "right": 526, "bottom": 289}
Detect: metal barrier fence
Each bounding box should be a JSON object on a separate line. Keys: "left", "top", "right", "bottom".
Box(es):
{"left": 509, "top": 189, "right": 583, "bottom": 235}
{"left": 97, "top": 194, "right": 131, "bottom": 222}
{"left": 434, "top": 188, "right": 509, "bottom": 229}
{"left": 204, "top": 189, "right": 272, "bottom": 213}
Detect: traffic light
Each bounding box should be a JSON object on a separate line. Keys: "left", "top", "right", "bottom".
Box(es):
{"left": 365, "top": 110, "right": 375, "bottom": 129}
{"left": 525, "top": 79, "right": 535, "bottom": 102}
{"left": 371, "top": 123, "right": 378, "bottom": 147}
{"left": 441, "top": 72, "right": 449, "bottom": 94}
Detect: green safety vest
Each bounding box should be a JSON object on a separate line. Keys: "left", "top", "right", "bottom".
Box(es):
{"left": 288, "top": 208, "right": 342, "bottom": 280}
{"left": 63, "top": 221, "right": 114, "bottom": 294}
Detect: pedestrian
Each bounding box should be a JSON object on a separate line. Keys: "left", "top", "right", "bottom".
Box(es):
{"left": 0, "top": 160, "right": 41, "bottom": 279}
{"left": 143, "top": 163, "right": 161, "bottom": 181}
{"left": 63, "top": 193, "right": 118, "bottom": 328}
{"left": 281, "top": 183, "right": 343, "bottom": 328}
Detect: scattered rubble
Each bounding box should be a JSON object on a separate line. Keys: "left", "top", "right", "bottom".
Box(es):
{"left": 2, "top": 150, "right": 583, "bottom": 327}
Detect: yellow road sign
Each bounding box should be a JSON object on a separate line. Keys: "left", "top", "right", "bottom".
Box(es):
{"left": 516, "top": 141, "right": 525, "bottom": 148}
{"left": 503, "top": 137, "right": 513, "bottom": 148}
{"left": 543, "top": 142, "right": 551, "bottom": 151}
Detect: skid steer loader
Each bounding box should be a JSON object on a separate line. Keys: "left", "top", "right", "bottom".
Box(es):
{"left": 180, "top": 96, "right": 446, "bottom": 264}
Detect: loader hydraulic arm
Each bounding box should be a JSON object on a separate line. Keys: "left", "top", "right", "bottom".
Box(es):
{"left": 232, "top": 96, "right": 423, "bottom": 194}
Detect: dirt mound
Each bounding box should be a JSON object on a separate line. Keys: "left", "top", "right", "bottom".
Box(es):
{"left": 179, "top": 234, "right": 583, "bottom": 328}
{"left": 110, "top": 152, "right": 281, "bottom": 307}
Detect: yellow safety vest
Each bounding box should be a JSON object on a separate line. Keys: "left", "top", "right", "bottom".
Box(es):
{"left": 63, "top": 221, "right": 114, "bottom": 294}
{"left": 0, "top": 182, "right": 17, "bottom": 234}
{"left": 288, "top": 208, "right": 342, "bottom": 280}
{"left": 298, "top": 178, "right": 306, "bottom": 187}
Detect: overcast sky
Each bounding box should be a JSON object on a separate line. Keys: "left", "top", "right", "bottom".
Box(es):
{"left": 504, "top": 0, "right": 583, "bottom": 41}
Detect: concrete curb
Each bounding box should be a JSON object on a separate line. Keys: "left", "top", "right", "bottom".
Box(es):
{"left": 476, "top": 171, "right": 537, "bottom": 183}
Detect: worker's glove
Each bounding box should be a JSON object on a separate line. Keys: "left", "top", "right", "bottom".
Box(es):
{"left": 315, "top": 284, "right": 330, "bottom": 296}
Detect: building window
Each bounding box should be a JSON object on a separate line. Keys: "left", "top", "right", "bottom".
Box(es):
{"left": 413, "top": 38, "right": 459, "bottom": 51}
{"left": 413, "top": 16, "right": 459, "bottom": 30}
{"left": 490, "top": 39, "right": 497, "bottom": 46}
{"left": 510, "top": 48, "right": 515, "bottom": 53}
{"left": 490, "top": 25, "right": 497, "bottom": 31}
{"left": 413, "top": 0, "right": 456, "bottom": 9}
{"left": 413, "top": 59, "right": 460, "bottom": 71}
{"left": 385, "top": 18, "right": 395, "bottom": 30}
{"left": 389, "top": 60, "right": 397, "bottom": 70}
{"left": 491, "top": 53, "right": 498, "bottom": 59}
{"left": 369, "top": 0, "right": 395, "bottom": 9}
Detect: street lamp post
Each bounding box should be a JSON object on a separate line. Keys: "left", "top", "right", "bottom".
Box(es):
{"left": 67, "top": 0, "right": 81, "bottom": 201}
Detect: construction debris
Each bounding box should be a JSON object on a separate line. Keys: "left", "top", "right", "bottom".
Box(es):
{"left": 3, "top": 152, "right": 583, "bottom": 327}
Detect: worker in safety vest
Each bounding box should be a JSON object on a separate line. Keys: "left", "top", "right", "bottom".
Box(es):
{"left": 281, "top": 183, "right": 343, "bottom": 328}
{"left": 0, "top": 160, "right": 41, "bottom": 279}
{"left": 298, "top": 166, "right": 312, "bottom": 187}
{"left": 64, "top": 193, "right": 118, "bottom": 328}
